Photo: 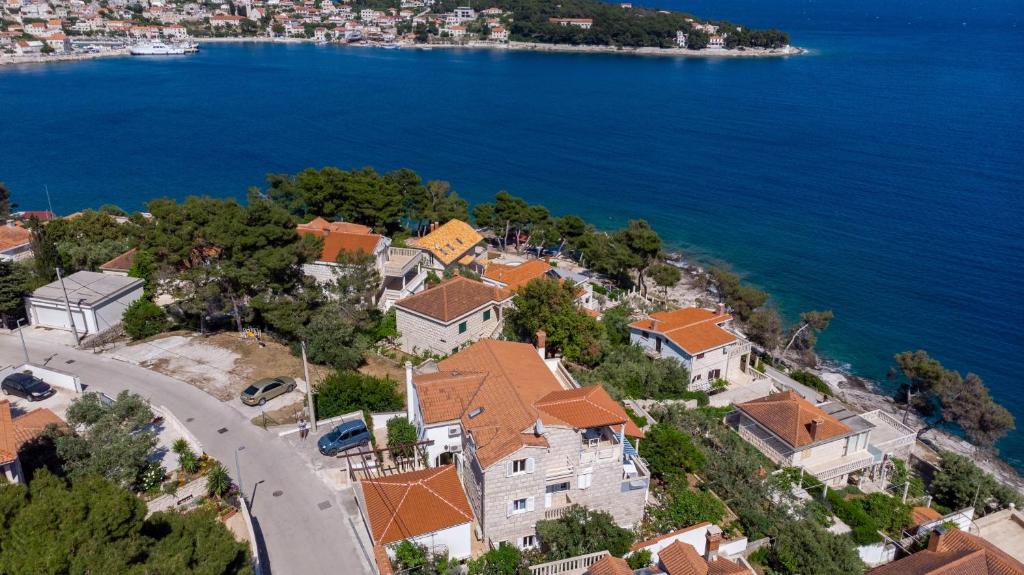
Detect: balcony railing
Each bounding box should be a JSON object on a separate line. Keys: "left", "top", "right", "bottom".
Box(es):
{"left": 544, "top": 505, "right": 574, "bottom": 520}
{"left": 529, "top": 551, "right": 609, "bottom": 575}
{"left": 736, "top": 424, "right": 793, "bottom": 466}
{"left": 383, "top": 247, "right": 421, "bottom": 277}
{"left": 809, "top": 454, "right": 876, "bottom": 482}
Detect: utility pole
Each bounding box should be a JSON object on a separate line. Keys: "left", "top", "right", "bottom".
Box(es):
{"left": 15, "top": 318, "right": 29, "bottom": 363}
{"left": 44, "top": 185, "right": 55, "bottom": 218}
{"left": 235, "top": 445, "right": 246, "bottom": 500}
{"left": 55, "top": 267, "right": 80, "bottom": 347}
{"left": 301, "top": 341, "right": 316, "bottom": 432}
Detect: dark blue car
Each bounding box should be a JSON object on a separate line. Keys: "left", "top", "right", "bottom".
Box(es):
{"left": 317, "top": 419, "right": 371, "bottom": 456}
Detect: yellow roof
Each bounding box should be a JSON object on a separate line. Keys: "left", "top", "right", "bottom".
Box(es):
{"left": 411, "top": 220, "right": 482, "bottom": 266}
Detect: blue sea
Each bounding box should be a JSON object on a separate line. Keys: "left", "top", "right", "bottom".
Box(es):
{"left": 2, "top": 1, "right": 1023, "bottom": 469}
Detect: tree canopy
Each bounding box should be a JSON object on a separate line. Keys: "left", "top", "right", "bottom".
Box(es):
{"left": 534, "top": 505, "right": 634, "bottom": 560}
{"left": 503, "top": 277, "right": 604, "bottom": 366}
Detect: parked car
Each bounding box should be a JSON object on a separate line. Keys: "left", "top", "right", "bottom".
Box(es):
{"left": 1, "top": 372, "right": 55, "bottom": 402}
{"left": 239, "top": 376, "right": 296, "bottom": 406}
{"left": 318, "top": 419, "right": 371, "bottom": 457}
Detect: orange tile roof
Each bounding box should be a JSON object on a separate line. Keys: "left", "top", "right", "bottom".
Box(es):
{"left": 408, "top": 219, "right": 483, "bottom": 266}
{"left": 395, "top": 276, "right": 510, "bottom": 323}
{"left": 587, "top": 555, "right": 634, "bottom": 575}
{"left": 535, "top": 386, "right": 644, "bottom": 438}
{"left": 867, "top": 528, "right": 1024, "bottom": 575}
{"left": 296, "top": 218, "right": 383, "bottom": 262}
{"left": 737, "top": 391, "right": 851, "bottom": 448}
{"left": 415, "top": 340, "right": 632, "bottom": 468}
{"left": 0, "top": 401, "right": 65, "bottom": 465}
{"left": 482, "top": 259, "right": 554, "bottom": 290}
{"left": 99, "top": 247, "right": 137, "bottom": 272}
{"left": 0, "top": 224, "right": 31, "bottom": 252}
{"left": 629, "top": 308, "right": 737, "bottom": 355}
{"left": 361, "top": 465, "right": 472, "bottom": 546}
{"left": 658, "top": 540, "right": 748, "bottom": 575}
{"left": 911, "top": 506, "right": 944, "bottom": 526}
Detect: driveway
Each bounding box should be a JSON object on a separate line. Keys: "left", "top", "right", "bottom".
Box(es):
{"left": 0, "top": 332, "right": 374, "bottom": 575}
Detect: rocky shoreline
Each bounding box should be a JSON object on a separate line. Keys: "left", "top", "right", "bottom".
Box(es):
{"left": 661, "top": 253, "right": 1024, "bottom": 496}
{"left": 0, "top": 49, "right": 128, "bottom": 66}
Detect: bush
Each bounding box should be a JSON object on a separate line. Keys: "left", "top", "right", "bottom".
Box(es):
{"left": 314, "top": 371, "right": 403, "bottom": 419}
{"left": 930, "top": 451, "right": 1023, "bottom": 515}
{"left": 640, "top": 423, "right": 706, "bottom": 481}
{"left": 122, "top": 298, "right": 170, "bottom": 340}
{"left": 536, "top": 505, "right": 635, "bottom": 560}
{"left": 575, "top": 345, "right": 691, "bottom": 400}
{"left": 649, "top": 481, "right": 726, "bottom": 532}
{"left": 386, "top": 417, "right": 418, "bottom": 459}
{"left": 206, "top": 463, "right": 230, "bottom": 498}
{"left": 890, "top": 458, "right": 925, "bottom": 498}
{"left": 789, "top": 371, "right": 830, "bottom": 396}
{"left": 626, "top": 549, "right": 652, "bottom": 569}
{"left": 467, "top": 543, "right": 527, "bottom": 575}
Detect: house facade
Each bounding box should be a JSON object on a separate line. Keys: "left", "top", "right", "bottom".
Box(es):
{"left": 730, "top": 391, "right": 915, "bottom": 487}
{"left": 296, "top": 217, "right": 425, "bottom": 310}
{"left": 0, "top": 223, "right": 33, "bottom": 261}
{"left": 629, "top": 306, "right": 754, "bottom": 391}
{"left": 408, "top": 339, "right": 648, "bottom": 550}
{"left": 394, "top": 276, "right": 511, "bottom": 356}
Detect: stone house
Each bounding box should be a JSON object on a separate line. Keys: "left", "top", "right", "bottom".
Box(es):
{"left": 730, "top": 390, "right": 916, "bottom": 487}
{"left": 407, "top": 339, "right": 648, "bottom": 550}
{"left": 628, "top": 306, "right": 754, "bottom": 391}
{"left": 394, "top": 276, "right": 511, "bottom": 356}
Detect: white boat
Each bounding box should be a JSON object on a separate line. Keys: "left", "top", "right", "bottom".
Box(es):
{"left": 381, "top": 43, "right": 400, "bottom": 50}
{"left": 130, "top": 41, "right": 186, "bottom": 55}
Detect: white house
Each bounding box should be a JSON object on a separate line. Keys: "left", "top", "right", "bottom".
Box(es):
{"left": 395, "top": 276, "right": 511, "bottom": 356}
{"left": 490, "top": 26, "right": 508, "bottom": 42}
{"left": 25, "top": 271, "right": 144, "bottom": 336}
{"left": 356, "top": 465, "right": 473, "bottom": 573}
{"left": 629, "top": 306, "right": 754, "bottom": 391}
{"left": 453, "top": 6, "right": 474, "bottom": 21}
{"left": 209, "top": 14, "right": 244, "bottom": 26}
{"left": 548, "top": 17, "right": 593, "bottom": 29}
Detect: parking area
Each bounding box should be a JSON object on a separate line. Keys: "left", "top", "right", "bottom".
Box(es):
{"left": 1, "top": 385, "right": 76, "bottom": 419}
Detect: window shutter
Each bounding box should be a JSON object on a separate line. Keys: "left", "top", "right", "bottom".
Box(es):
{"left": 526, "top": 497, "right": 535, "bottom": 512}
{"left": 526, "top": 458, "right": 535, "bottom": 474}
{"left": 506, "top": 461, "right": 513, "bottom": 477}
{"left": 506, "top": 501, "right": 513, "bottom": 517}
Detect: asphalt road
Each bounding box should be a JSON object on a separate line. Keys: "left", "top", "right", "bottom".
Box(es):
{"left": 0, "top": 331, "right": 374, "bottom": 575}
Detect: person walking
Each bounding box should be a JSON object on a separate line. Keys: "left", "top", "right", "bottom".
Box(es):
{"left": 298, "top": 417, "right": 309, "bottom": 440}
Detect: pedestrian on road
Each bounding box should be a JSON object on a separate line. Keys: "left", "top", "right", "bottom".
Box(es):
{"left": 298, "top": 417, "right": 309, "bottom": 440}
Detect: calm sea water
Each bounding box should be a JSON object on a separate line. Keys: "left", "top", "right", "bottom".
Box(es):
{"left": 2, "top": 0, "right": 1023, "bottom": 468}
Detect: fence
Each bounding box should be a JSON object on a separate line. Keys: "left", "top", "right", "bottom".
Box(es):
{"left": 529, "top": 551, "right": 610, "bottom": 575}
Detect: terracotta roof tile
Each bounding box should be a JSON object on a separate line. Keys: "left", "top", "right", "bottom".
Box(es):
{"left": 911, "top": 506, "right": 944, "bottom": 526}
{"left": 629, "top": 308, "right": 737, "bottom": 355}
{"left": 706, "top": 559, "right": 749, "bottom": 575}
{"left": 0, "top": 224, "right": 31, "bottom": 252}
{"left": 0, "top": 401, "right": 64, "bottom": 465}
{"left": 587, "top": 555, "right": 634, "bottom": 575}
{"left": 737, "top": 391, "right": 851, "bottom": 448}
{"left": 867, "top": 529, "right": 1024, "bottom": 575}
{"left": 361, "top": 465, "right": 472, "bottom": 546}
{"left": 296, "top": 218, "right": 382, "bottom": 262}
{"left": 99, "top": 247, "right": 137, "bottom": 272}
{"left": 482, "top": 259, "right": 555, "bottom": 290}
{"left": 660, "top": 540, "right": 709, "bottom": 575}
{"left": 408, "top": 219, "right": 482, "bottom": 266}
{"left": 396, "top": 276, "right": 510, "bottom": 323}
{"left": 0, "top": 401, "right": 16, "bottom": 464}
{"left": 415, "top": 340, "right": 630, "bottom": 468}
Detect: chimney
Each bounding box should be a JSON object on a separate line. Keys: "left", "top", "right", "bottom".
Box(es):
{"left": 716, "top": 302, "right": 726, "bottom": 315}
{"left": 808, "top": 418, "right": 824, "bottom": 441}
{"left": 536, "top": 330, "right": 546, "bottom": 359}
{"left": 405, "top": 361, "right": 416, "bottom": 424}
{"left": 927, "top": 527, "right": 947, "bottom": 553}
{"left": 431, "top": 221, "right": 439, "bottom": 232}
{"left": 704, "top": 525, "right": 722, "bottom": 562}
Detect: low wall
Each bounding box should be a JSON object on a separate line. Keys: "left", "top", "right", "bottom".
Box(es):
{"left": 239, "top": 496, "right": 264, "bottom": 575}
{"left": 153, "top": 404, "right": 203, "bottom": 455}
{"left": 372, "top": 411, "right": 406, "bottom": 430}
{"left": 858, "top": 541, "right": 896, "bottom": 567}
{"left": 0, "top": 363, "right": 82, "bottom": 392}
{"left": 146, "top": 475, "right": 208, "bottom": 515}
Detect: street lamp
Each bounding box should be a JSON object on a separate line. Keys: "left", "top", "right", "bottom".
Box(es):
{"left": 15, "top": 318, "right": 29, "bottom": 364}
{"left": 235, "top": 445, "right": 246, "bottom": 501}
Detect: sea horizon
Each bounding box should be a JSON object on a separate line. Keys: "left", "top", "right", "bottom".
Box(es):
{"left": 2, "top": 0, "right": 1022, "bottom": 470}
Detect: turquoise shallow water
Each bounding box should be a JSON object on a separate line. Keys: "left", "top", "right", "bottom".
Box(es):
{"left": 2, "top": 1, "right": 1022, "bottom": 468}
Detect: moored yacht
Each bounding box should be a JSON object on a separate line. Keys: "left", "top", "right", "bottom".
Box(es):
{"left": 130, "top": 41, "right": 187, "bottom": 55}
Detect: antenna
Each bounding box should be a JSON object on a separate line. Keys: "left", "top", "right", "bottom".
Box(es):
{"left": 44, "top": 185, "right": 54, "bottom": 217}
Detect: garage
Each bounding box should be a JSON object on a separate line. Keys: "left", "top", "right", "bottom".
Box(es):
{"left": 25, "top": 271, "right": 144, "bottom": 336}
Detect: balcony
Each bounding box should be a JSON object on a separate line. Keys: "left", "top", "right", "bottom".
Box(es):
{"left": 735, "top": 422, "right": 794, "bottom": 466}
{"left": 861, "top": 410, "right": 916, "bottom": 455}
{"left": 383, "top": 247, "right": 422, "bottom": 278}
{"left": 806, "top": 452, "right": 876, "bottom": 482}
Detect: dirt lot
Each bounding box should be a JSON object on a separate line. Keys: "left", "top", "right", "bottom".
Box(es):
{"left": 358, "top": 353, "right": 406, "bottom": 386}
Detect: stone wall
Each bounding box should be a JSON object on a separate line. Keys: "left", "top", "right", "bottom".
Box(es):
{"left": 146, "top": 476, "right": 208, "bottom": 516}
{"left": 397, "top": 302, "right": 506, "bottom": 356}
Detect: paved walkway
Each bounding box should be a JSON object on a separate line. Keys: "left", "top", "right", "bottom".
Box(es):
{"left": 0, "top": 330, "right": 374, "bottom": 575}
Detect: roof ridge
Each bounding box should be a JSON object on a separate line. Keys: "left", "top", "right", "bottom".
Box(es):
{"left": 376, "top": 482, "right": 413, "bottom": 543}
{"left": 419, "top": 472, "right": 472, "bottom": 523}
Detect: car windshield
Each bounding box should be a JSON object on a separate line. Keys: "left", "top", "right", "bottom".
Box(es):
{"left": 242, "top": 385, "right": 259, "bottom": 395}
{"left": 26, "top": 380, "right": 49, "bottom": 392}
{"left": 324, "top": 431, "right": 341, "bottom": 442}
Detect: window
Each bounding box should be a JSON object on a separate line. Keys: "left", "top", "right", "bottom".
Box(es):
{"left": 513, "top": 498, "right": 527, "bottom": 512}
{"left": 708, "top": 369, "right": 721, "bottom": 380}
{"left": 483, "top": 310, "right": 491, "bottom": 321}
{"left": 448, "top": 426, "right": 461, "bottom": 438}
{"left": 692, "top": 374, "right": 702, "bottom": 382}
{"left": 640, "top": 331, "right": 648, "bottom": 339}
{"left": 545, "top": 482, "right": 570, "bottom": 494}
{"left": 458, "top": 321, "right": 467, "bottom": 333}
{"left": 521, "top": 535, "right": 536, "bottom": 549}
{"left": 512, "top": 459, "right": 527, "bottom": 474}
{"left": 696, "top": 352, "right": 705, "bottom": 359}
{"left": 655, "top": 337, "right": 662, "bottom": 352}
{"left": 578, "top": 473, "right": 592, "bottom": 490}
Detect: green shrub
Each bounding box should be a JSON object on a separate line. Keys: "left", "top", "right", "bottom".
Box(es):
{"left": 536, "top": 505, "right": 635, "bottom": 560}
{"left": 789, "top": 370, "right": 830, "bottom": 396}
{"left": 386, "top": 417, "right": 418, "bottom": 458}
{"left": 626, "top": 549, "right": 652, "bottom": 569}
{"left": 640, "top": 423, "right": 706, "bottom": 480}
{"left": 649, "top": 480, "right": 726, "bottom": 532}
{"left": 206, "top": 463, "right": 230, "bottom": 498}
{"left": 624, "top": 406, "right": 648, "bottom": 429}
{"left": 314, "top": 371, "right": 403, "bottom": 419}
{"left": 122, "top": 298, "right": 170, "bottom": 340}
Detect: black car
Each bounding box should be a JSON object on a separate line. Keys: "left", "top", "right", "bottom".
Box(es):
{"left": 1, "top": 372, "right": 55, "bottom": 402}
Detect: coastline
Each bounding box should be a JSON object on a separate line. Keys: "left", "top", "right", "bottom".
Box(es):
{"left": 664, "top": 255, "right": 1024, "bottom": 496}
{"left": 1, "top": 37, "right": 803, "bottom": 68}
